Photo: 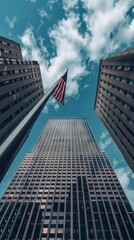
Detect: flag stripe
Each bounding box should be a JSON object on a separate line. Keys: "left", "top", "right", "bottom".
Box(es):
{"left": 53, "top": 78, "right": 64, "bottom": 97}
{"left": 55, "top": 81, "right": 65, "bottom": 101}
{"left": 59, "top": 82, "right": 66, "bottom": 103}
{"left": 61, "top": 82, "right": 66, "bottom": 104}
{"left": 52, "top": 69, "right": 68, "bottom": 105}
{"left": 54, "top": 79, "right": 64, "bottom": 99}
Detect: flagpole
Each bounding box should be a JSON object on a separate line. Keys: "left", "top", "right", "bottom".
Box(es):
{"left": 0, "top": 78, "right": 60, "bottom": 182}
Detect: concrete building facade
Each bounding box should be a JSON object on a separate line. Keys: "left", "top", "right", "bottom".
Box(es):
{"left": 95, "top": 48, "right": 134, "bottom": 172}
{"left": 0, "top": 36, "right": 44, "bottom": 180}
{"left": 0, "top": 36, "right": 22, "bottom": 60}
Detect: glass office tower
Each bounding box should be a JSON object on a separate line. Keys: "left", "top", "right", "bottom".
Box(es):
{"left": 95, "top": 48, "right": 134, "bottom": 172}
{"left": 0, "top": 119, "right": 134, "bottom": 240}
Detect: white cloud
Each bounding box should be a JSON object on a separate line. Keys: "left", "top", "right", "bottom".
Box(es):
{"left": 48, "top": 12, "right": 89, "bottom": 96}
{"left": 20, "top": 12, "right": 89, "bottom": 99}
{"left": 113, "top": 158, "right": 119, "bottom": 168}
{"left": 5, "top": 16, "right": 17, "bottom": 29}
{"left": 38, "top": 9, "right": 48, "bottom": 18}
{"left": 125, "top": 189, "right": 134, "bottom": 209}
{"left": 38, "top": 36, "right": 49, "bottom": 56}
{"left": 42, "top": 98, "right": 59, "bottom": 114}
{"left": 20, "top": 0, "right": 134, "bottom": 111}
{"left": 99, "top": 138, "right": 112, "bottom": 151}
{"left": 36, "top": 20, "right": 45, "bottom": 33}
{"left": 19, "top": 11, "right": 91, "bottom": 114}
{"left": 42, "top": 105, "right": 48, "bottom": 114}
{"left": 99, "top": 130, "right": 112, "bottom": 151}
{"left": 54, "top": 103, "right": 59, "bottom": 111}
{"left": 47, "top": 0, "right": 58, "bottom": 10}
{"left": 115, "top": 167, "right": 130, "bottom": 188}
{"left": 62, "top": 0, "right": 79, "bottom": 11}
{"left": 115, "top": 167, "right": 134, "bottom": 209}
{"left": 115, "top": 19, "right": 134, "bottom": 44}
{"left": 100, "top": 130, "right": 108, "bottom": 140}
{"left": 84, "top": 83, "right": 90, "bottom": 89}
{"left": 81, "top": 0, "right": 134, "bottom": 61}
{"left": 26, "top": 0, "right": 36, "bottom": 2}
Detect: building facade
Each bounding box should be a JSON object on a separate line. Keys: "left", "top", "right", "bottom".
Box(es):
{"left": 0, "top": 35, "right": 44, "bottom": 181}
{"left": 0, "top": 36, "right": 44, "bottom": 145}
{"left": 0, "top": 57, "right": 44, "bottom": 145}
{"left": 0, "top": 118, "right": 134, "bottom": 240}
{"left": 95, "top": 48, "right": 134, "bottom": 172}
{"left": 0, "top": 36, "right": 22, "bottom": 60}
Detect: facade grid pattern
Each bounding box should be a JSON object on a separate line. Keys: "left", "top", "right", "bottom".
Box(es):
{"left": 0, "top": 36, "right": 44, "bottom": 145}
{"left": 0, "top": 58, "right": 44, "bottom": 144}
{"left": 0, "top": 36, "right": 22, "bottom": 60}
{"left": 0, "top": 118, "right": 134, "bottom": 240}
{"left": 95, "top": 48, "right": 134, "bottom": 172}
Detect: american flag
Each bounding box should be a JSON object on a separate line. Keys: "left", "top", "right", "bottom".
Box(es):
{"left": 53, "top": 69, "right": 68, "bottom": 105}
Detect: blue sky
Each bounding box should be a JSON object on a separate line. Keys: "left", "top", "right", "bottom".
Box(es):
{"left": 0, "top": 0, "right": 134, "bottom": 208}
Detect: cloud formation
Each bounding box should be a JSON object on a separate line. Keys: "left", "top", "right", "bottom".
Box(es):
{"left": 20, "top": 0, "right": 134, "bottom": 111}
{"left": 42, "top": 98, "right": 59, "bottom": 115}
{"left": 99, "top": 130, "right": 112, "bottom": 151}
{"left": 26, "top": 0, "right": 37, "bottom": 2}
{"left": 62, "top": 0, "right": 79, "bottom": 11}
{"left": 5, "top": 16, "right": 17, "bottom": 29}
{"left": 115, "top": 167, "right": 130, "bottom": 188}
{"left": 113, "top": 158, "right": 119, "bottom": 168}
{"left": 48, "top": 12, "right": 88, "bottom": 96}
{"left": 115, "top": 166, "right": 134, "bottom": 209}
{"left": 47, "top": 0, "right": 58, "bottom": 10}
{"left": 20, "top": 12, "right": 89, "bottom": 99}
{"left": 81, "top": 0, "right": 134, "bottom": 60}
{"left": 38, "top": 9, "right": 48, "bottom": 18}
{"left": 47, "top": 0, "right": 134, "bottom": 63}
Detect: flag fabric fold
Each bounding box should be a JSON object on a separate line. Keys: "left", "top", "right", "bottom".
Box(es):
{"left": 53, "top": 69, "right": 68, "bottom": 105}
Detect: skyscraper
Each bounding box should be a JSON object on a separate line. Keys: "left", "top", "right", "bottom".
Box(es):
{"left": 94, "top": 48, "right": 134, "bottom": 172}
{"left": 0, "top": 36, "right": 22, "bottom": 60}
{"left": 0, "top": 36, "right": 44, "bottom": 180}
{"left": 0, "top": 36, "right": 44, "bottom": 145}
{"left": 0, "top": 118, "right": 134, "bottom": 240}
